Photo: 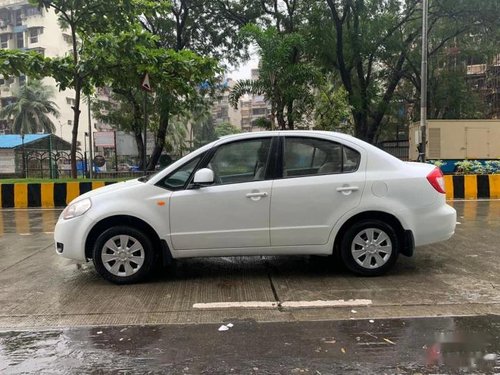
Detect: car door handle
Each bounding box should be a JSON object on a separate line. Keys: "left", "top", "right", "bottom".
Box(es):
{"left": 246, "top": 192, "right": 268, "bottom": 198}
{"left": 336, "top": 186, "right": 359, "bottom": 192}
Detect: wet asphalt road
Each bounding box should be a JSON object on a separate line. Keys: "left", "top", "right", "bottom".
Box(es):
{"left": 1, "top": 315, "right": 500, "bottom": 374}
{"left": 0, "top": 200, "right": 500, "bottom": 373}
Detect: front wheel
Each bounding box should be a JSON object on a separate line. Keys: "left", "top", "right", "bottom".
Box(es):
{"left": 92, "top": 226, "right": 155, "bottom": 284}
{"left": 340, "top": 220, "right": 399, "bottom": 276}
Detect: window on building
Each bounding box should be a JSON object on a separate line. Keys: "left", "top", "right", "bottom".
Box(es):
{"left": 62, "top": 33, "right": 72, "bottom": 44}
{"left": 66, "top": 97, "right": 76, "bottom": 106}
{"left": 67, "top": 120, "right": 72, "bottom": 126}
{"left": 0, "top": 34, "right": 8, "bottom": 49}
{"left": 252, "top": 107, "right": 267, "bottom": 116}
{"left": 16, "top": 32, "right": 24, "bottom": 49}
{"left": 25, "top": 7, "right": 42, "bottom": 17}
{"left": 15, "top": 10, "right": 23, "bottom": 26}
{"left": 29, "top": 28, "right": 42, "bottom": 44}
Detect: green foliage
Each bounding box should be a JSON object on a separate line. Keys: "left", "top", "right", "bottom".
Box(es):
{"left": 454, "top": 160, "right": 500, "bottom": 174}
{"left": 307, "top": 0, "right": 500, "bottom": 142}
{"left": 313, "top": 83, "right": 352, "bottom": 134}
{"left": 230, "top": 24, "right": 319, "bottom": 130}
{"left": 0, "top": 80, "right": 59, "bottom": 134}
{"left": 427, "top": 160, "right": 446, "bottom": 168}
{"left": 214, "top": 122, "right": 241, "bottom": 138}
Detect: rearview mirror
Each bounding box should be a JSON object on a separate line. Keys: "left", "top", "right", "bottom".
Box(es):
{"left": 193, "top": 168, "right": 214, "bottom": 186}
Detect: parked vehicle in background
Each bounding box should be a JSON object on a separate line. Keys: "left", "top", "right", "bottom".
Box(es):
{"left": 54, "top": 131, "right": 456, "bottom": 284}
{"left": 409, "top": 120, "right": 500, "bottom": 173}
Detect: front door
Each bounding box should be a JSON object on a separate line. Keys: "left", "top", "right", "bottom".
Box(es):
{"left": 169, "top": 137, "right": 274, "bottom": 251}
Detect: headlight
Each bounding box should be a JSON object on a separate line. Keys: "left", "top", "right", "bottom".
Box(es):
{"left": 63, "top": 198, "right": 92, "bottom": 220}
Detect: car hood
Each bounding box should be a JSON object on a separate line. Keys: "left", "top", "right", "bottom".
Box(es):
{"left": 75, "top": 178, "right": 144, "bottom": 202}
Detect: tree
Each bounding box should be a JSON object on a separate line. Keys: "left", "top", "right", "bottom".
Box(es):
{"left": 91, "top": 88, "right": 152, "bottom": 169}
{"left": 214, "top": 122, "right": 241, "bottom": 138}
{"left": 31, "top": 0, "right": 143, "bottom": 177}
{"left": 308, "top": 0, "right": 500, "bottom": 143}
{"left": 0, "top": 80, "right": 59, "bottom": 135}
{"left": 229, "top": 25, "right": 319, "bottom": 130}
{"left": 138, "top": 0, "right": 262, "bottom": 169}
{"left": 313, "top": 81, "right": 352, "bottom": 134}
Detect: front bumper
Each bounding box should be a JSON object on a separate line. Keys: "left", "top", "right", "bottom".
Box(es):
{"left": 54, "top": 213, "right": 95, "bottom": 262}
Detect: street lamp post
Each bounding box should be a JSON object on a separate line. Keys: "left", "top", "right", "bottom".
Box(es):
{"left": 87, "top": 95, "right": 93, "bottom": 179}
{"left": 419, "top": 0, "right": 429, "bottom": 162}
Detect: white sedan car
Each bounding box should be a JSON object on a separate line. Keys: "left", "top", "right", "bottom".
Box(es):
{"left": 55, "top": 131, "right": 456, "bottom": 284}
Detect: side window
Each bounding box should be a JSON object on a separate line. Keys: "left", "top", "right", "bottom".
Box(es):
{"left": 343, "top": 146, "right": 361, "bottom": 172}
{"left": 208, "top": 138, "right": 272, "bottom": 185}
{"left": 160, "top": 155, "right": 202, "bottom": 190}
{"left": 283, "top": 137, "right": 360, "bottom": 177}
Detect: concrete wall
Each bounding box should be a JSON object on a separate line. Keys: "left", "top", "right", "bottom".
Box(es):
{"left": 0, "top": 149, "right": 15, "bottom": 173}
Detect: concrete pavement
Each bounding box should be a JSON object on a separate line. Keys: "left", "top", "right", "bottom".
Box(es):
{"left": 0, "top": 201, "right": 499, "bottom": 329}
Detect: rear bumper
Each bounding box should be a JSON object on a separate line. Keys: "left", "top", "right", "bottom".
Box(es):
{"left": 410, "top": 203, "right": 457, "bottom": 247}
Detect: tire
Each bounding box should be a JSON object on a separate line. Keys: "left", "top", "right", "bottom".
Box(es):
{"left": 340, "top": 219, "right": 399, "bottom": 276}
{"left": 92, "top": 226, "right": 156, "bottom": 284}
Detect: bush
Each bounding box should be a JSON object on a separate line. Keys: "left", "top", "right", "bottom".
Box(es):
{"left": 454, "top": 160, "right": 500, "bottom": 174}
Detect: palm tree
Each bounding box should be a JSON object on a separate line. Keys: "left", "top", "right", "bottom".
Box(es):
{"left": 0, "top": 80, "right": 60, "bottom": 134}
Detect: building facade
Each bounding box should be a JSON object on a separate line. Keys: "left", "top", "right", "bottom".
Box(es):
{"left": 0, "top": 0, "right": 91, "bottom": 149}
{"left": 466, "top": 54, "right": 500, "bottom": 119}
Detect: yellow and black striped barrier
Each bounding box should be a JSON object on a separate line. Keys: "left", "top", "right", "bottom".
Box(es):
{"left": 0, "top": 175, "right": 499, "bottom": 208}
{"left": 0, "top": 181, "right": 117, "bottom": 208}
{"left": 444, "top": 175, "right": 500, "bottom": 200}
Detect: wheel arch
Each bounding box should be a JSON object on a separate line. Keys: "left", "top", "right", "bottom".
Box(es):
{"left": 85, "top": 215, "right": 168, "bottom": 261}
{"left": 333, "top": 211, "right": 414, "bottom": 257}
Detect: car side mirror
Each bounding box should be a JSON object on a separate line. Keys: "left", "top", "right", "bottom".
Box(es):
{"left": 192, "top": 168, "right": 214, "bottom": 187}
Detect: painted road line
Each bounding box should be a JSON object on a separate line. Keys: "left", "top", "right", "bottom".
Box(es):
{"left": 193, "top": 299, "right": 373, "bottom": 309}
{"left": 281, "top": 299, "right": 373, "bottom": 308}
{"left": 193, "top": 302, "right": 278, "bottom": 309}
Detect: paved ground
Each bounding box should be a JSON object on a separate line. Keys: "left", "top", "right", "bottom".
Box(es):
{"left": 1, "top": 201, "right": 500, "bottom": 373}
{"left": 1, "top": 315, "right": 500, "bottom": 374}
{"left": 0, "top": 201, "right": 499, "bottom": 329}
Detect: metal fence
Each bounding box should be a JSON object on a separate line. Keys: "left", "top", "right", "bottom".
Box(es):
{"left": 377, "top": 140, "right": 410, "bottom": 161}
{"left": 10, "top": 149, "right": 86, "bottom": 178}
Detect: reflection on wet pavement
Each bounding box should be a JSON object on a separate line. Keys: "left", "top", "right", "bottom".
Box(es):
{"left": 1, "top": 315, "right": 499, "bottom": 374}
{"left": 0, "top": 209, "right": 61, "bottom": 235}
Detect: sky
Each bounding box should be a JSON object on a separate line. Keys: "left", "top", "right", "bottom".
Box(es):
{"left": 227, "top": 46, "right": 260, "bottom": 81}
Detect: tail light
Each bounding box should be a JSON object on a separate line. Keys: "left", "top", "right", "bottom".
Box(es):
{"left": 427, "top": 167, "right": 445, "bottom": 194}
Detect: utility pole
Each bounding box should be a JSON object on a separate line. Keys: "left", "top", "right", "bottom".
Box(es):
{"left": 87, "top": 95, "right": 93, "bottom": 179}
{"left": 420, "top": 0, "right": 428, "bottom": 162}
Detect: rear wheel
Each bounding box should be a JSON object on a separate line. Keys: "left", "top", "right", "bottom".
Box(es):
{"left": 92, "top": 226, "right": 155, "bottom": 284}
{"left": 340, "top": 220, "right": 399, "bottom": 276}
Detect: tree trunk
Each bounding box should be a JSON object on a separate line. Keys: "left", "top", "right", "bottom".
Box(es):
{"left": 147, "top": 108, "right": 169, "bottom": 171}
{"left": 134, "top": 129, "right": 145, "bottom": 169}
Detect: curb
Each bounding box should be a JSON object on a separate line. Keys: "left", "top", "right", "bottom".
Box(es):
{"left": 0, "top": 182, "right": 117, "bottom": 208}
{"left": 444, "top": 175, "right": 500, "bottom": 200}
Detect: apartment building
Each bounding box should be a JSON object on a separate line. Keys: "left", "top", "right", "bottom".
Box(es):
{"left": 0, "top": 0, "right": 90, "bottom": 148}
{"left": 211, "top": 78, "right": 241, "bottom": 128}
{"left": 466, "top": 54, "right": 500, "bottom": 119}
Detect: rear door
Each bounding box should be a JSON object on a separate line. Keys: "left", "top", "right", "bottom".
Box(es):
{"left": 270, "top": 136, "right": 366, "bottom": 246}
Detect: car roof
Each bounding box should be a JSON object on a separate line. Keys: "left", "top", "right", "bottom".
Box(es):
{"left": 219, "top": 130, "right": 359, "bottom": 143}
